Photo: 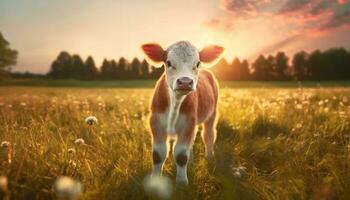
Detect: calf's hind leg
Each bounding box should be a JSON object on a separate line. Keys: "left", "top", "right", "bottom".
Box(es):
{"left": 202, "top": 111, "right": 218, "bottom": 158}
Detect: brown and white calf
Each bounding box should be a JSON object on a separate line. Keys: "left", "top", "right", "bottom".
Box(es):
{"left": 142, "top": 41, "right": 224, "bottom": 185}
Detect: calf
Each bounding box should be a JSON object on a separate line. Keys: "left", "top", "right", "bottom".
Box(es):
{"left": 142, "top": 41, "right": 224, "bottom": 185}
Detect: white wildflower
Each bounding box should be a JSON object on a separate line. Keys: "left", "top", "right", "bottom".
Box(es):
{"left": 74, "top": 138, "right": 85, "bottom": 145}
{"left": 296, "top": 123, "right": 302, "bottom": 129}
{"left": 0, "top": 141, "right": 10, "bottom": 148}
{"left": 69, "top": 160, "right": 77, "bottom": 168}
{"left": 232, "top": 166, "right": 245, "bottom": 178}
{"left": 54, "top": 176, "right": 82, "bottom": 200}
{"left": 295, "top": 104, "right": 303, "bottom": 110}
{"left": 233, "top": 170, "right": 241, "bottom": 178}
{"left": 68, "top": 148, "right": 76, "bottom": 154}
{"left": 85, "top": 116, "right": 98, "bottom": 125}
{"left": 318, "top": 100, "right": 324, "bottom": 106}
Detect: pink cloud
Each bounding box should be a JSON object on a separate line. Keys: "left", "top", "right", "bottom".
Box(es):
{"left": 203, "top": 0, "right": 350, "bottom": 56}
{"left": 204, "top": 18, "right": 234, "bottom": 32}
{"left": 208, "top": 0, "right": 350, "bottom": 35}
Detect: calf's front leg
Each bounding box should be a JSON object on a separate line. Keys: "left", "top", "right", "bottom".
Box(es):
{"left": 150, "top": 115, "right": 168, "bottom": 176}
{"left": 152, "top": 141, "right": 168, "bottom": 176}
{"left": 174, "top": 122, "right": 196, "bottom": 185}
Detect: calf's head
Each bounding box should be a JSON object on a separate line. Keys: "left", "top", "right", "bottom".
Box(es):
{"left": 142, "top": 41, "right": 223, "bottom": 94}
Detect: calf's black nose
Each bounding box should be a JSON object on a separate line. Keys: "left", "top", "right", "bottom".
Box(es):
{"left": 177, "top": 77, "right": 193, "bottom": 90}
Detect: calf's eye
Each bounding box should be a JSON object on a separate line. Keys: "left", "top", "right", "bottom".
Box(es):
{"left": 166, "top": 61, "right": 172, "bottom": 68}
{"left": 196, "top": 61, "right": 200, "bottom": 68}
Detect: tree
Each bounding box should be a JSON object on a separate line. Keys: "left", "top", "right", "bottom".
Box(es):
{"left": 140, "top": 59, "right": 149, "bottom": 79}
{"left": 212, "top": 58, "right": 230, "bottom": 80}
{"left": 0, "top": 32, "right": 18, "bottom": 77}
{"left": 275, "top": 52, "right": 289, "bottom": 80}
{"left": 130, "top": 58, "right": 141, "bottom": 79}
{"left": 230, "top": 58, "right": 250, "bottom": 80}
{"left": 150, "top": 65, "right": 164, "bottom": 79}
{"left": 292, "top": 51, "right": 308, "bottom": 80}
{"left": 117, "top": 57, "right": 127, "bottom": 79}
{"left": 240, "top": 59, "right": 250, "bottom": 80}
{"left": 266, "top": 55, "right": 275, "bottom": 79}
{"left": 100, "top": 59, "right": 113, "bottom": 79}
{"left": 252, "top": 55, "right": 271, "bottom": 80}
{"left": 307, "top": 50, "right": 323, "bottom": 80}
{"left": 230, "top": 58, "right": 241, "bottom": 80}
{"left": 110, "top": 59, "right": 118, "bottom": 79}
{"left": 48, "top": 51, "right": 72, "bottom": 79}
{"left": 83, "top": 56, "right": 98, "bottom": 80}
{"left": 71, "top": 54, "right": 85, "bottom": 79}
{"left": 323, "top": 48, "right": 349, "bottom": 80}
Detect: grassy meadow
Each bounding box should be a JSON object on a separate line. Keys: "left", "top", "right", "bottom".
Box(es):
{"left": 0, "top": 85, "right": 350, "bottom": 199}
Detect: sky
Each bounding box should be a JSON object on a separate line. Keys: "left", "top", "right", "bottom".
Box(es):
{"left": 1, "top": 0, "right": 350, "bottom": 73}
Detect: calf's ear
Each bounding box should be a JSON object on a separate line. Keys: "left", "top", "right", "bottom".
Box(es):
{"left": 141, "top": 43, "right": 166, "bottom": 68}
{"left": 199, "top": 45, "right": 224, "bottom": 68}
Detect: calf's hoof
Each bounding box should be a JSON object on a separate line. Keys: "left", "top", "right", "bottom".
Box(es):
{"left": 176, "top": 178, "right": 189, "bottom": 186}
{"left": 205, "top": 149, "right": 214, "bottom": 158}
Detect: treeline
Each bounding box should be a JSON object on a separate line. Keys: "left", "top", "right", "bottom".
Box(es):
{"left": 45, "top": 48, "right": 350, "bottom": 80}
{"left": 47, "top": 51, "right": 162, "bottom": 80}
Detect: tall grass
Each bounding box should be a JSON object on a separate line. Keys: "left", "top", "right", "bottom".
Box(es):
{"left": 0, "top": 87, "right": 349, "bottom": 199}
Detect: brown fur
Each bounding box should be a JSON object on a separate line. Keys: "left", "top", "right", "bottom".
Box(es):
{"left": 150, "top": 69, "right": 218, "bottom": 144}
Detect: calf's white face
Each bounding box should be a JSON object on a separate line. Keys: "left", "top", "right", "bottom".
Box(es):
{"left": 142, "top": 41, "right": 223, "bottom": 95}
{"left": 165, "top": 42, "right": 200, "bottom": 93}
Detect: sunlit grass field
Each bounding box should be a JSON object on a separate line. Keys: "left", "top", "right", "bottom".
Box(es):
{"left": 1, "top": 86, "right": 350, "bottom": 199}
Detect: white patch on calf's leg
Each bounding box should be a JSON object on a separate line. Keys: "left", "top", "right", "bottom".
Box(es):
{"left": 173, "top": 143, "right": 190, "bottom": 184}
{"left": 152, "top": 142, "right": 168, "bottom": 176}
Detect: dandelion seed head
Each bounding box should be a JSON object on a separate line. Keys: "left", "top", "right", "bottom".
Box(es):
{"left": 85, "top": 116, "right": 98, "bottom": 125}
{"left": 54, "top": 176, "right": 82, "bottom": 200}
{"left": 68, "top": 148, "right": 76, "bottom": 154}
{"left": 318, "top": 100, "right": 324, "bottom": 106}
{"left": 69, "top": 160, "right": 77, "bottom": 168}
{"left": 0, "top": 141, "right": 10, "bottom": 148}
{"left": 233, "top": 171, "right": 241, "bottom": 178}
{"left": 143, "top": 175, "right": 173, "bottom": 199}
{"left": 296, "top": 123, "right": 303, "bottom": 129}
{"left": 295, "top": 104, "right": 303, "bottom": 110}
{"left": 232, "top": 166, "right": 245, "bottom": 178}
{"left": 74, "top": 138, "right": 85, "bottom": 145}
